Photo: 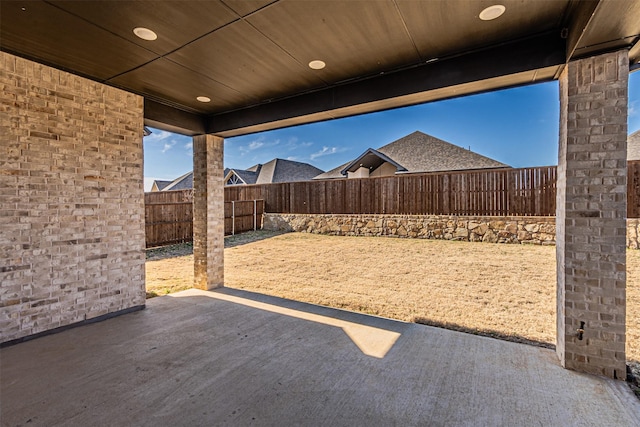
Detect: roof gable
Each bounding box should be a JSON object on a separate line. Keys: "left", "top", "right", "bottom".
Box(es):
{"left": 226, "top": 169, "right": 259, "bottom": 185}
{"left": 340, "top": 148, "right": 406, "bottom": 176}
{"left": 151, "top": 180, "right": 172, "bottom": 191}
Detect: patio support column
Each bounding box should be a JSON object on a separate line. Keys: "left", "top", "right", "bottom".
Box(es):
{"left": 556, "top": 49, "right": 628, "bottom": 379}
{"left": 193, "top": 134, "right": 225, "bottom": 290}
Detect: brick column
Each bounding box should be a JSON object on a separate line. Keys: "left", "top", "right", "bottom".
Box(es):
{"left": 193, "top": 134, "right": 224, "bottom": 290}
{"left": 557, "top": 49, "right": 628, "bottom": 379}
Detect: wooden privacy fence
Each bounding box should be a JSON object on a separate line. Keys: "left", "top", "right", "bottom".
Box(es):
{"left": 145, "top": 190, "right": 193, "bottom": 248}
{"left": 629, "top": 161, "right": 640, "bottom": 218}
{"left": 146, "top": 162, "right": 640, "bottom": 247}
{"left": 627, "top": 160, "right": 640, "bottom": 218}
{"left": 145, "top": 190, "right": 264, "bottom": 247}
{"left": 224, "top": 199, "right": 265, "bottom": 236}
{"left": 225, "top": 166, "right": 559, "bottom": 216}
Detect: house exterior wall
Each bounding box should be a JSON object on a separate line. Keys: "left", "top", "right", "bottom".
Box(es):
{"left": 0, "top": 52, "right": 146, "bottom": 344}
{"left": 369, "top": 162, "right": 397, "bottom": 178}
{"left": 348, "top": 167, "right": 370, "bottom": 179}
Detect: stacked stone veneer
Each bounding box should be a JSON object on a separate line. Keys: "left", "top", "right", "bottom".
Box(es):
{"left": 265, "top": 213, "right": 640, "bottom": 248}
{"left": 0, "top": 52, "right": 146, "bottom": 344}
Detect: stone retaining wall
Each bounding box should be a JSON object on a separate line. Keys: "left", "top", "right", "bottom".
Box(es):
{"left": 264, "top": 214, "right": 640, "bottom": 248}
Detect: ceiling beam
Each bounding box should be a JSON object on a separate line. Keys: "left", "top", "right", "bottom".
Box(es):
{"left": 144, "top": 99, "right": 206, "bottom": 136}
{"left": 564, "top": 0, "right": 602, "bottom": 61}
{"left": 206, "top": 31, "right": 566, "bottom": 137}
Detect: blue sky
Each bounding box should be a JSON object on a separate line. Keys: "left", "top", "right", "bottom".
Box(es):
{"left": 144, "top": 72, "right": 640, "bottom": 191}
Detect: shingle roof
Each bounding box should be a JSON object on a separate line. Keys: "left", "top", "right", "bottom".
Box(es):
{"left": 257, "top": 158, "right": 324, "bottom": 184}
{"left": 629, "top": 130, "right": 640, "bottom": 161}
{"left": 161, "top": 159, "right": 323, "bottom": 189}
{"left": 152, "top": 180, "right": 172, "bottom": 191}
{"left": 226, "top": 169, "right": 259, "bottom": 184}
{"left": 162, "top": 171, "right": 193, "bottom": 191}
{"left": 314, "top": 131, "right": 509, "bottom": 179}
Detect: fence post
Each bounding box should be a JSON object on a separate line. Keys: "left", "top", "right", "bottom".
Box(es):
{"left": 231, "top": 200, "right": 235, "bottom": 235}
{"left": 253, "top": 199, "right": 257, "bottom": 231}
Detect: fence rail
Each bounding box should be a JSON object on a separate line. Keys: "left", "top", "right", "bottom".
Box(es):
{"left": 224, "top": 199, "right": 265, "bottom": 236}
{"left": 224, "top": 166, "right": 559, "bottom": 217}
{"left": 145, "top": 190, "right": 193, "bottom": 248}
{"left": 145, "top": 190, "right": 264, "bottom": 247}
{"left": 146, "top": 161, "right": 640, "bottom": 247}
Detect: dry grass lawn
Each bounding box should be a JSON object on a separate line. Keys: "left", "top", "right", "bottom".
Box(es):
{"left": 146, "top": 232, "right": 640, "bottom": 362}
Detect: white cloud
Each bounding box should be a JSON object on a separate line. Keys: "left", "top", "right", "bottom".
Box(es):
{"left": 184, "top": 142, "right": 193, "bottom": 156}
{"left": 239, "top": 137, "right": 282, "bottom": 155}
{"left": 287, "top": 138, "right": 313, "bottom": 151}
{"left": 630, "top": 100, "right": 638, "bottom": 118}
{"left": 161, "top": 140, "right": 177, "bottom": 153}
{"left": 310, "top": 146, "right": 342, "bottom": 160}
{"left": 144, "top": 130, "right": 172, "bottom": 143}
{"left": 248, "top": 141, "right": 264, "bottom": 150}
{"left": 286, "top": 156, "right": 299, "bottom": 161}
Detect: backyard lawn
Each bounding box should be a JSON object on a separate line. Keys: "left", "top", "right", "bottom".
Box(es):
{"left": 146, "top": 231, "right": 640, "bottom": 363}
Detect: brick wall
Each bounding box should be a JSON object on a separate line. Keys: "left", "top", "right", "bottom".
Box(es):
{"left": 0, "top": 52, "right": 146, "bottom": 343}
{"left": 557, "top": 50, "right": 628, "bottom": 379}
{"left": 193, "top": 134, "right": 224, "bottom": 290}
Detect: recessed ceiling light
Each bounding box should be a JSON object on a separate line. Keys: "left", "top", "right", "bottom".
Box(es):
{"left": 479, "top": 5, "right": 506, "bottom": 21}
{"left": 196, "top": 96, "right": 211, "bottom": 103}
{"left": 133, "top": 27, "right": 158, "bottom": 41}
{"left": 308, "top": 60, "right": 326, "bottom": 70}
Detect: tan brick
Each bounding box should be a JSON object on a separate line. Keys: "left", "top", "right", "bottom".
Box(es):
{"left": 556, "top": 50, "right": 628, "bottom": 379}
{"left": 0, "top": 52, "right": 145, "bottom": 343}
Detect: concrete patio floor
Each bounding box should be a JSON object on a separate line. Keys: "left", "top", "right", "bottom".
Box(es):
{"left": 1, "top": 288, "right": 639, "bottom": 427}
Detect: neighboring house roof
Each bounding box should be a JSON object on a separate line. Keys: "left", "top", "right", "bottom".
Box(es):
{"left": 151, "top": 180, "right": 172, "bottom": 191}
{"left": 629, "top": 130, "right": 640, "bottom": 161}
{"left": 263, "top": 158, "right": 324, "bottom": 183}
{"left": 225, "top": 168, "right": 260, "bottom": 185}
{"left": 162, "top": 171, "right": 193, "bottom": 191}
{"left": 340, "top": 148, "right": 407, "bottom": 175}
{"left": 231, "top": 159, "right": 323, "bottom": 185}
{"left": 314, "top": 131, "right": 510, "bottom": 180}
{"left": 268, "top": 159, "right": 324, "bottom": 183}
{"left": 159, "top": 159, "right": 324, "bottom": 190}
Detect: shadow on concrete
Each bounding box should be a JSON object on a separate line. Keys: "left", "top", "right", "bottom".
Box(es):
{"left": 413, "top": 316, "right": 555, "bottom": 350}
{"left": 208, "top": 287, "right": 406, "bottom": 358}
{"left": 2, "top": 288, "right": 639, "bottom": 426}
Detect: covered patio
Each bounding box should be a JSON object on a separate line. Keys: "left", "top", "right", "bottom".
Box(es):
{"left": 2, "top": 1, "right": 640, "bottom": 421}
{"left": 2, "top": 288, "right": 639, "bottom": 426}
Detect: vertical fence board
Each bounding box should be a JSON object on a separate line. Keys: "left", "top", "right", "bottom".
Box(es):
{"left": 147, "top": 163, "right": 640, "bottom": 247}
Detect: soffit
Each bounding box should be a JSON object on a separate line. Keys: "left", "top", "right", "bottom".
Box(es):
{"left": 1, "top": 0, "right": 638, "bottom": 136}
